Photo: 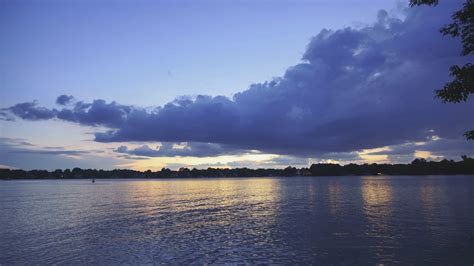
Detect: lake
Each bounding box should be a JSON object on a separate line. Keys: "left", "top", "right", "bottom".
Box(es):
{"left": 0, "top": 176, "right": 473, "bottom": 264}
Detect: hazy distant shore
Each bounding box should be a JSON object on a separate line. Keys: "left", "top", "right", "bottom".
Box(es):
{"left": 2, "top": 157, "right": 473, "bottom": 180}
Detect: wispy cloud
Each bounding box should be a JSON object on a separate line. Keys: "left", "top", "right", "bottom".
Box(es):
{"left": 0, "top": 137, "right": 126, "bottom": 170}
{"left": 0, "top": 137, "right": 91, "bottom": 156}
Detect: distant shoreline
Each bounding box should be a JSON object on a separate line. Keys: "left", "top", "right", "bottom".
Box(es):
{"left": 2, "top": 157, "right": 473, "bottom": 180}
{"left": 2, "top": 174, "right": 474, "bottom": 181}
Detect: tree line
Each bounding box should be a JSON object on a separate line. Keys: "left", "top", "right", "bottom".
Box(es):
{"left": 1, "top": 156, "right": 473, "bottom": 180}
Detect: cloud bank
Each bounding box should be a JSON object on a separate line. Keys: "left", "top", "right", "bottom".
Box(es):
{"left": 2, "top": 2, "right": 473, "bottom": 159}
{"left": 115, "top": 142, "right": 251, "bottom": 158}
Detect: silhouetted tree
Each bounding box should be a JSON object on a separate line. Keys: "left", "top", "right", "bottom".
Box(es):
{"left": 410, "top": 0, "right": 473, "bottom": 139}
{"left": 178, "top": 167, "right": 191, "bottom": 177}
{"left": 309, "top": 163, "right": 344, "bottom": 176}
{"left": 282, "top": 166, "right": 297, "bottom": 176}
{"left": 52, "top": 169, "right": 63, "bottom": 178}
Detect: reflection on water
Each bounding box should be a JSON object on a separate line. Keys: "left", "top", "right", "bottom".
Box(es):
{"left": 419, "top": 179, "right": 448, "bottom": 219}
{"left": 327, "top": 179, "right": 343, "bottom": 216}
{"left": 420, "top": 181, "right": 436, "bottom": 212}
{"left": 0, "top": 176, "right": 473, "bottom": 264}
{"left": 105, "top": 178, "right": 282, "bottom": 264}
{"left": 361, "top": 178, "right": 396, "bottom": 263}
{"left": 361, "top": 178, "right": 393, "bottom": 233}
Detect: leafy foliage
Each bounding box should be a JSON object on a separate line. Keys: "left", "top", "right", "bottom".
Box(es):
{"left": 464, "top": 130, "right": 474, "bottom": 139}
{"left": 440, "top": 0, "right": 474, "bottom": 56}
{"left": 409, "top": 0, "right": 438, "bottom": 7}
{"left": 436, "top": 63, "right": 474, "bottom": 102}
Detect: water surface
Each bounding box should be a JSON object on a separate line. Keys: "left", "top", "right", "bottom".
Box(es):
{"left": 1, "top": 176, "right": 473, "bottom": 264}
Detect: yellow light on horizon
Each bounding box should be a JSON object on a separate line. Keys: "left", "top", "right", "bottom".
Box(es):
{"left": 414, "top": 150, "right": 442, "bottom": 160}
{"left": 117, "top": 153, "right": 279, "bottom": 171}
{"left": 357, "top": 146, "right": 391, "bottom": 163}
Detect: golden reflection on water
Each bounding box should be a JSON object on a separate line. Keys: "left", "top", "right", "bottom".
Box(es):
{"left": 361, "top": 177, "right": 395, "bottom": 263}
{"left": 120, "top": 178, "right": 281, "bottom": 223}
{"left": 361, "top": 178, "right": 393, "bottom": 233}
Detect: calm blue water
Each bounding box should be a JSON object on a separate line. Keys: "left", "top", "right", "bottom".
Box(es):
{"left": 1, "top": 176, "right": 473, "bottom": 264}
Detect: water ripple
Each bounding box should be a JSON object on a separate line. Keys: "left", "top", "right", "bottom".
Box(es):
{"left": 1, "top": 176, "right": 473, "bottom": 264}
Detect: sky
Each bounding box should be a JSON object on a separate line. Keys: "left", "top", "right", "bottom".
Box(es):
{"left": 1, "top": 0, "right": 473, "bottom": 170}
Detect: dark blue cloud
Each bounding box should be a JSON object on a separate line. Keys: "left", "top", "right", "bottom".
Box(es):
{"left": 56, "top": 95, "right": 74, "bottom": 105}
{"left": 56, "top": 100, "right": 132, "bottom": 127}
{"left": 115, "top": 142, "right": 247, "bottom": 158}
{"left": 2, "top": 102, "right": 57, "bottom": 121}
{"left": 2, "top": 1, "right": 473, "bottom": 158}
